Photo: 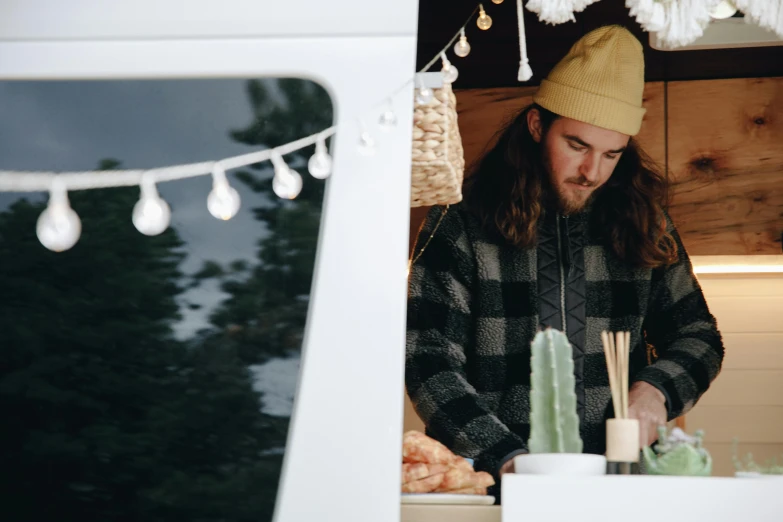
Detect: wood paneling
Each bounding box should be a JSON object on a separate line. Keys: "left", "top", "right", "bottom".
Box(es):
{"left": 454, "top": 86, "right": 536, "bottom": 172}
{"left": 666, "top": 77, "right": 783, "bottom": 256}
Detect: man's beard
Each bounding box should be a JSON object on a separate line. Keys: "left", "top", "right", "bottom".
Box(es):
{"left": 552, "top": 176, "right": 598, "bottom": 215}
{"left": 542, "top": 158, "right": 599, "bottom": 215}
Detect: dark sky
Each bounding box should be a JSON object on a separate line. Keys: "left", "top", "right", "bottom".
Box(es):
{"left": 0, "top": 78, "right": 311, "bottom": 415}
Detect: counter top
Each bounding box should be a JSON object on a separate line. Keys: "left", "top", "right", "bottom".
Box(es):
{"left": 400, "top": 505, "right": 500, "bottom": 522}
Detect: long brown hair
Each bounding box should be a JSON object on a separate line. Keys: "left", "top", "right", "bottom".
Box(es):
{"left": 462, "top": 104, "right": 678, "bottom": 269}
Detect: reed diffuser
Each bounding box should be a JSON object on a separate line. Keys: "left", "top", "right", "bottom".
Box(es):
{"left": 601, "top": 330, "right": 640, "bottom": 475}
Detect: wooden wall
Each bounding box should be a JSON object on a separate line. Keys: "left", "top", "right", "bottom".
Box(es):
{"left": 667, "top": 78, "right": 783, "bottom": 255}
{"left": 409, "top": 77, "right": 783, "bottom": 257}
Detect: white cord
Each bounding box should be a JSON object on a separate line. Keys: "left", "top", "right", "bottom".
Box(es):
{"left": 516, "top": 0, "right": 534, "bottom": 81}
{"left": 0, "top": 126, "right": 336, "bottom": 193}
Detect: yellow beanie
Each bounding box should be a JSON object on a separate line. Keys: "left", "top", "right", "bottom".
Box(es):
{"left": 532, "top": 25, "right": 646, "bottom": 136}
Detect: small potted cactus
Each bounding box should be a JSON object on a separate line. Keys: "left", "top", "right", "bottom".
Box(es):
{"left": 513, "top": 328, "right": 607, "bottom": 475}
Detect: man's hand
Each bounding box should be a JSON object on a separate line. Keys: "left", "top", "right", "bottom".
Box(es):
{"left": 627, "top": 381, "right": 667, "bottom": 448}
{"left": 499, "top": 458, "right": 515, "bottom": 475}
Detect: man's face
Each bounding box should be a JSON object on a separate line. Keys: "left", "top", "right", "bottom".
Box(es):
{"left": 528, "top": 110, "right": 630, "bottom": 214}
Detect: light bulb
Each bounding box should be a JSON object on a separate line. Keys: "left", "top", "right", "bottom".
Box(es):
{"left": 491, "top": 0, "right": 503, "bottom": 3}
{"left": 379, "top": 109, "right": 397, "bottom": 130}
{"left": 477, "top": 6, "right": 492, "bottom": 30}
{"left": 272, "top": 166, "right": 303, "bottom": 199}
{"left": 441, "top": 55, "right": 459, "bottom": 84}
{"left": 271, "top": 152, "right": 303, "bottom": 199}
{"left": 416, "top": 87, "right": 433, "bottom": 105}
{"left": 37, "top": 178, "right": 81, "bottom": 252}
{"left": 710, "top": 0, "right": 737, "bottom": 19}
{"left": 308, "top": 139, "right": 332, "bottom": 179}
{"left": 358, "top": 132, "right": 375, "bottom": 156}
{"left": 132, "top": 173, "right": 171, "bottom": 236}
{"left": 207, "top": 164, "right": 241, "bottom": 220}
{"left": 454, "top": 35, "right": 471, "bottom": 58}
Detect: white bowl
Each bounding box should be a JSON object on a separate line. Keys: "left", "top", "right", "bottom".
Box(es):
{"left": 513, "top": 453, "right": 607, "bottom": 476}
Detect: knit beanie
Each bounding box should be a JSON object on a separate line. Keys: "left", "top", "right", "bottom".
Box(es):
{"left": 532, "top": 25, "right": 646, "bottom": 136}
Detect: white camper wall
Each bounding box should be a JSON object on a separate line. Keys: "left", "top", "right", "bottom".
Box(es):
{"left": 0, "top": 2, "right": 420, "bottom": 522}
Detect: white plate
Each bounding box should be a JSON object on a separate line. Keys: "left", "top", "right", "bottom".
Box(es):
{"left": 401, "top": 493, "right": 496, "bottom": 505}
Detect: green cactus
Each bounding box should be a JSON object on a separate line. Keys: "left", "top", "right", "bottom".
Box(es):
{"left": 528, "top": 328, "right": 583, "bottom": 454}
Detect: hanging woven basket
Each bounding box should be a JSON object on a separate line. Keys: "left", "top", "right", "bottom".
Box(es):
{"left": 410, "top": 81, "right": 465, "bottom": 208}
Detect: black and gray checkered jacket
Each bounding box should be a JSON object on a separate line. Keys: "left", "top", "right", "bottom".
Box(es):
{"left": 405, "top": 202, "right": 724, "bottom": 482}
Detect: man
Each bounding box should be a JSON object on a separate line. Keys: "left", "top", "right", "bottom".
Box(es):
{"left": 405, "top": 25, "right": 724, "bottom": 491}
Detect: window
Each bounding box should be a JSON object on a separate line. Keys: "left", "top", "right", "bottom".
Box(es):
{"left": 0, "top": 77, "right": 332, "bottom": 522}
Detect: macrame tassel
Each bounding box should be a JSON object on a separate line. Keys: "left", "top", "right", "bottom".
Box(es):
{"left": 526, "top": 0, "right": 600, "bottom": 25}
{"left": 626, "top": 0, "right": 666, "bottom": 32}
{"left": 570, "top": 0, "right": 602, "bottom": 12}
{"left": 628, "top": 0, "right": 721, "bottom": 49}
{"left": 517, "top": 0, "right": 534, "bottom": 81}
{"left": 734, "top": 0, "right": 783, "bottom": 39}
{"left": 658, "top": 0, "right": 718, "bottom": 48}
{"left": 526, "top": 0, "right": 578, "bottom": 25}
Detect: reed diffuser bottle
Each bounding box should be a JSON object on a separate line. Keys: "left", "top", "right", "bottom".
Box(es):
{"left": 602, "top": 331, "right": 640, "bottom": 474}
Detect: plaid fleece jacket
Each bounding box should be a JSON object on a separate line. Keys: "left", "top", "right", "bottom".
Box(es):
{"left": 406, "top": 203, "right": 724, "bottom": 480}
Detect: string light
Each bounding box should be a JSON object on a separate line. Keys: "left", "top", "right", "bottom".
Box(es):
{"left": 441, "top": 53, "right": 459, "bottom": 83}
{"left": 270, "top": 151, "right": 303, "bottom": 200}
{"left": 415, "top": 75, "right": 434, "bottom": 105}
{"left": 307, "top": 135, "right": 333, "bottom": 179}
{"left": 36, "top": 178, "right": 81, "bottom": 252}
{"left": 132, "top": 172, "right": 171, "bottom": 236}
{"left": 378, "top": 99, "right": 398, "bottom": 131}
{"left": 357, "top": 117, "right": 376, "bottom": 157}
{"left": 477, "top": 4, "right": 492, "bottom": 30}
{"left": 207, "top": 163, "right": 241, "bottom": 220}
{"left": 454, "top": 28, "right": 471, "bottom": 57}
{"left": 1, "top": 2, "right": 496, "bottom": 252}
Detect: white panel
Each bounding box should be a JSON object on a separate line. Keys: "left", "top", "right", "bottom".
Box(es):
{"left": 0, "top": 24, "right": 417, "bottom": 522}
{"left": 0, "top": 0, "right": 418, "bottom": 40}
{"left": 699, "top": 276, "right": 783, "bottom": 298}
{"left": 699, "top": 370, "right": 783, "bottom": 406}
{"left": 502, "top": 474, "right": 783, "bottom": 522}
{"left": 706, "top": 296, "right": 783, "bottom": 333}
{"left": 686, "top": 406, "right": 783, "bottom": 443}
{"left": 722, "top": 333, "right": 783, "bottom": 369}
